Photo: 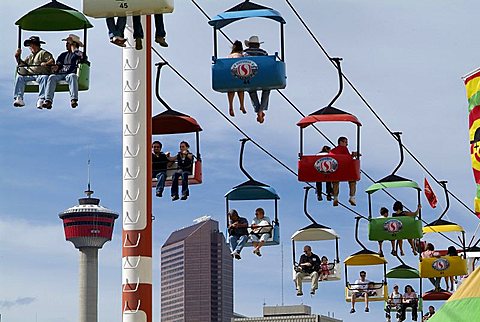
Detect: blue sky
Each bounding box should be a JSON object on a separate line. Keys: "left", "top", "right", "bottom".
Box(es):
{"left": 1, "top": 1, "right": 480, "bottom": 322}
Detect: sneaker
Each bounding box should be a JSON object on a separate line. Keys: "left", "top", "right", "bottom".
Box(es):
{"left": 326, "top": 194, "right": 332, "bottom": 201}
{"left": 171, "top": 195, "right": 179, "bottom": 201}
{"left": 350, "top": 308, "right": 355, "bottom": 314}
{"left": 378, "top": 251, "right": 384, "bottom": 257}
{"left": 296, "top": 290, "right": 303, "bottom": 296}
{"left": 111, "top": 36, "right": 127, "bottom": 47}
{"left": 37, "top": 98, "right": 44, "bottom": 109}
{"left": 135, "top": 38, "right": 143, "bottom": 50}
{"left": 365, "top": 307, "right": 369, "bottom": 313}
{"left": 234, "top": 252, "right": 241, "bottom": 260}
{"left": 253, "top": 249, "right": 262, "bottom": 257}
{"left": 71, "top": 99, "right": 78, "bottom": 108}
{"left": 310, "top": 289, "right": 316, "bottom": 295}
{"left": 181, "top": 194, "right": 188, "bottom": 200}
{"left": 391, "top": 250, "right": 397, "bottom": 256}
{"left": 155, "top": 36, "right": 168, "bottom": 47}
{"left": 156, "top": 191, "right": 162, "bottom": 197}
{"left": 317, "top": 194, "right": 323, "bottom": 201}
{"left": 13, "top": 97, "right": 25, "bottom": 107}
{"left": 349, "top": 196, "right": 356, "bottom": 206}
{"left": 386, "top": 318, "right": 391, "bottom": 322}
{"left": 42, "top": 100, "right": 52, "bottom": 109}
{"left": 333, "top": 198, "right": 339, "bottom": 207}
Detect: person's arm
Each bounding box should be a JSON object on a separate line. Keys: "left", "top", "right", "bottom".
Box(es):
{"left": 14, "top": 49, "right": 26, "bottom": 66}
{"left": 237, "top": 218, "right": 248, "bottom": 228}
{"left": 406, "top": 204, "right": 421, "bottom": 217}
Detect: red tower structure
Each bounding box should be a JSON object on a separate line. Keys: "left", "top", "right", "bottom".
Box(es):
{"left": 59, "top": 187, "right": 118, "bottom": 322}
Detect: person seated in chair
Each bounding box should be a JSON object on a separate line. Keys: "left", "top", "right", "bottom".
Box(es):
{"left": 350, "top": 270, "right": 373, "bottom": 314}
{"left": 171, "top": 141, "right": 193, "bottom": 201}
{"left": 331, "top": 137, "right": 358, "bottom": 207}
{"left": 250, "top": 207, "right": 272, "bottom": 257}
{"left": 152, "top": 141, "right": 171, "bottom": 198}
{"left": 13, "top": 36, "right": 54, "bottom": 108}
{"left": 43, "top": 34, "right": 84, "bottom": 109}
{"left": 385, "top": 284, "right": 402, "bottom": 322}
{"left": 227, "top": 209, "right": 249, "bottom": 260}
{"left": 295, "top": 245, "right": 320, "bottom": 296}
{"left": 243, "top": 35, "right": 270, "bottom": 124}
{"left": 398, "top": 285, "right": 418, "bottom": 322}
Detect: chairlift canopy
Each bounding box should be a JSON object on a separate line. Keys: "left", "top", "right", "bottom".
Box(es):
{"left": 208, "top": 2, "right": 285, "bottom": 29}
{"left": 16, "top": 1, "right": 93, "bottom": 31}
{"left": 152, "top": 111, "right": 202, "bottom": 135}
{"left": 225, "top": 180, "right": 280, "bottom": 201}
{"left": 366, "top": 175, "right": 420, "bottom": 194}
{"left": 297, "top": 106, "right": 362, "bottom": 128}
{"left": 291, "top": 224, "right": 339, "bottom": 241}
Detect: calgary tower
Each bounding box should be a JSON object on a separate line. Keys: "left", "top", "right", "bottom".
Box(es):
{"left": 59, "top": 185, "right": 119, "bottom": 322}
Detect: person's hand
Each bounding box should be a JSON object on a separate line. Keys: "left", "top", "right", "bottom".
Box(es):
{"left": 165, "top": 152, "right": 170, "bottom": 157}
{"left": 251, "top": 224, "right": 257, "bottom": 229}
{"left": 418, "top": 204, "right": 422, "bottom": 211}
{"left": 40, "top": 62, "right": 48, "bottom": 66}
{"left": 51, "top": 65, "right": 59, "bottom": 72}
{"left": 15, "top": 48, "right": 21, "bottom": 58}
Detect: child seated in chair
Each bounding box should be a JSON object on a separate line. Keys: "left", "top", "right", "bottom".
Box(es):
{"left": 319, "top": 256, "right": 330, "bottom": 281}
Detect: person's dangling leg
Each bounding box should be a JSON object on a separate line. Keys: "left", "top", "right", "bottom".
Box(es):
{"left": 227, "top": 92, "right": 235, "bottom": 116}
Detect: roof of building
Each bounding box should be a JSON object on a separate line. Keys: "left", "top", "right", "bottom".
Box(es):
{"left": 162, "top": 219, "right": 218, "bottom": 247}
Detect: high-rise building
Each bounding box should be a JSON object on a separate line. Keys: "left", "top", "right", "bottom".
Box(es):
{"left": 161, "top": 218, "right": 233, "bottom": 322}
{"left": 233, "top": 305, "right": 342, "bottom": 322}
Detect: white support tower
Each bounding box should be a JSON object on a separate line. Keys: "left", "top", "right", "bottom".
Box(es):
{"left": 121, "top": 15, "right": 153, "bottom": 322}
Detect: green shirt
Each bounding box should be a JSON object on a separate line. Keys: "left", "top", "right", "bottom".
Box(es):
{"left": 18, "top": 48, "right": 53, "bottom": 75}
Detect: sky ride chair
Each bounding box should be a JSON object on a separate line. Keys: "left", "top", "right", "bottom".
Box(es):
{"left": 225, "top": 138, "right": 279, "bottom": 247}
{"left": 366, "top": 132, "right": 423, "bottom": 244}
{"left": 297, "top": 58, "right": 361, "bottom": 184}
{"left": 291, "top": 187, "right": 341, "bottom": 288}
{"left": 385, "top": 251, "right": 424, "bottom": 316}
{"left": 15, "top": 0, "right": 93, "bottom": 93}
{"left": 151, "top": 62, "right": 202, "bottom": 188}
{"left": 421, "top": 181, "right": 468, "bottom": 301}
{"left": 209, "top": 1, "right": 286, "bottom": 93}
{"left": 345, "top": 217, "right": 388, "bottom": 303}
{"left": 82, "top": 0, "right": 173, "bottom": 18}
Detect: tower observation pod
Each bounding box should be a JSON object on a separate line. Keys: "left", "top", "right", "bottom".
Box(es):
{"left": 59, "top": 188, "right": 119, "bottom": 322}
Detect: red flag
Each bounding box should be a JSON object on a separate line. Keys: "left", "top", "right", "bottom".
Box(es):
{"left": 424, "top": 178, "right": 438, "bottom": 208}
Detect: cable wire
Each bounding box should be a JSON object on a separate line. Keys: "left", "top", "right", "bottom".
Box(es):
{"left": 151, "top": 47, "right": 366, "bottom": 219}
{"left": 284, "top": 0, "right": 475, "bottom": 219}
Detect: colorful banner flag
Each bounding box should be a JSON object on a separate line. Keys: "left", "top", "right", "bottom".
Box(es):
{"left": 424, "top": 178, "right": 438, "bottom": 208}
{"left": 464, "top": 69, "right": 480, "bottom": 219}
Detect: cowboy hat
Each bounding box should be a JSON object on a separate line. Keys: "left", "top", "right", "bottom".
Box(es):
{"left": 244, "top": 35, "right": 264, "bottom": 47}
{"left": 23, "top": 36, "right": 45, "bottom": 47}
{"left": 62, "top": 34, "right": 84, "bottom": 47}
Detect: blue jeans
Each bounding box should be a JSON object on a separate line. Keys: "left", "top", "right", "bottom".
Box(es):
{"left": 14, "top": 75, "right": 48, "bottom": 100}
{"left": 155, "top": 171, "right": 166, "bottom": 195}
{"left": 248, "top": 90, "right": 270, "bottom": 113}
{"left": 45, "top": 73, "right": 78, "bottom": 101}
{"left": 171, "top": 170, "right": 190, "bottom": 197}
{"left": 229, "top": 235, "right": 249, "bottom": 254}
{"left": 132, "top": 14, "right": 166, "bottom": 39}
{"left": 106, "top": 17, "right": 127, "bottom": 39}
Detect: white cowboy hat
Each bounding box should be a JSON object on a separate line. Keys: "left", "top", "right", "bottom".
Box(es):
{"left": 62, "top": 34, "right": 84, "bottom": 47}
{"left": 244, "top": 35, "right": 264, "bottom": 47}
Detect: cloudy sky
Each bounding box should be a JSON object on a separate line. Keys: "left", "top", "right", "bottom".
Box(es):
{"left": 1, "top": 1, "right": 480, "bottom": 322}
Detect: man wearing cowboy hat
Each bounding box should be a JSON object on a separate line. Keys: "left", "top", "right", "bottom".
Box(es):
{"left": 13, "top": 36, "right": 54, "bottom": 108}
{"left": 43, "top": 34, "right": 84, "bottom": 109}
{"left": 243, "top": 35, "right": 271, "bottom": 123}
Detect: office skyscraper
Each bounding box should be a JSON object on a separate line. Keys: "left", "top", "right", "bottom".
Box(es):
{"left": 161, "top": 218, "right": 233, "bottom": 322}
